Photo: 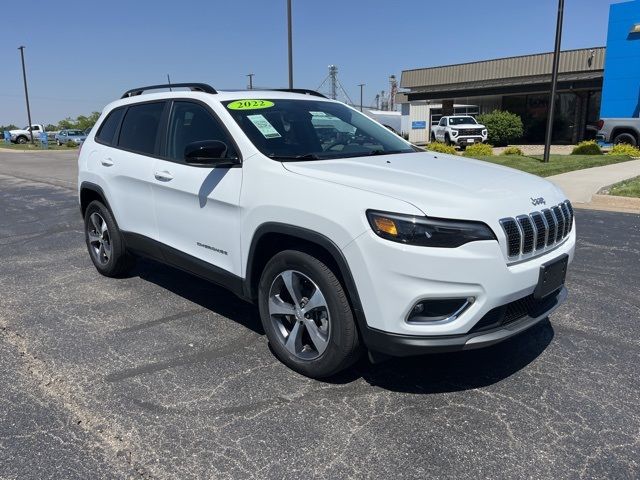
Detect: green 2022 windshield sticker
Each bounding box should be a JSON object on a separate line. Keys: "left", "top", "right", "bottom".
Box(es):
{"left": 227, "top": 99, "right": 274, "bottom": 110}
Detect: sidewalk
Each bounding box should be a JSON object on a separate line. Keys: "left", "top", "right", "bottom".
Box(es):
{"left": 548, "top": 159, "right": 640, "bottom": 213}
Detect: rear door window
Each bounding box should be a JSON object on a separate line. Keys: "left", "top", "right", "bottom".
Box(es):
{"left": 117, "top": 102, "right": 165, "bottom": 155}
{"left": 96, "top": 107, "right": 125, "bottom": 145}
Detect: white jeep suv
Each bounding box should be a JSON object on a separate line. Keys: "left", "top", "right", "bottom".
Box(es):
{"left": 78, "top": 83, "right": 575, "bottom": 378}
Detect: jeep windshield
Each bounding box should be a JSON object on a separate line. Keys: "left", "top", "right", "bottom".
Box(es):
{"left": 223, "top": 99, "right": 415, "bottom": 161}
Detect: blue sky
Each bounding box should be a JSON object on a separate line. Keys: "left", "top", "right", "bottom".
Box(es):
{"left": 0, "top": 0, "right": 622, "bottom": 125}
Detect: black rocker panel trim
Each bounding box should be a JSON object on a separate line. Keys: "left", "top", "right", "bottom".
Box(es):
{"left": 121, "top": 232, "right": 244, "bottom": 298}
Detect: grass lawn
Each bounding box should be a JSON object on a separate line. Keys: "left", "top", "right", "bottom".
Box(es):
{"left": 608, "top": 176, "right": 640, "bottom": 198}
{"left": 471, "top": 154, "right": 634, "bottom": 177}
{"left": 0, "top": 142, "right": 76, "bottom": 151}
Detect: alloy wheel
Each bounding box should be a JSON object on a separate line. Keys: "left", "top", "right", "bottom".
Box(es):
{"left": 87, "top": 212, "right": 112, "bottom": 265}
{"left": 268, "top": 270, "right": 330, "bottom": 360}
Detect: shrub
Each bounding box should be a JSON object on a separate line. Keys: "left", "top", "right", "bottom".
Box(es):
{"left": 65, "top": 140, "right": 77, "bottom": 148}
{"left": 463, "top": 143, "right": 494, "bottom": 157}
{"left": 501, "top": 146, "right": 523, "bottom": 156}
{"left": 426, "top": 141, "right": 457, "bottom": 155}
{"left": 476, "top": 110, "right": 524, "bottom": 146}
{"left": 610, "top": 143, "right": 640, "bottom": 157}
{"left": 571, "top": 140, "right": 602, "bottom": 155}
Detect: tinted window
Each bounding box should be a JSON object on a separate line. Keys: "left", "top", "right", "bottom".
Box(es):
{"left": 167, "top": 101, "right": 236, "bottom": 162}
{"left": 118, "top": 102, "right": 165, "bottom": 155}
{"left": 96, "top": 108, "right": 125, "bottom": 145}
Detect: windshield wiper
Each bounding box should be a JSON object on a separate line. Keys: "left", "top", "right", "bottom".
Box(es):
{"left": 365, "top": 149, "right": 414, "bottom": 156}
{"left": 267, "top": 153, "right": 322, "bottom": 161}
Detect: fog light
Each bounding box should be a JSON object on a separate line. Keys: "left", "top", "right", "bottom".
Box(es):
{"left": 407, "top": 297, "right": 474, "bottom": 324}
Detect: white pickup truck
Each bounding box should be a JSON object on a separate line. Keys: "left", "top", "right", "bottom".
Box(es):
{"left": 8, "top": 124, "right": 45, "bottom": 144}
{"left": 596, "top": 118, "right": 639, "bottom": 146}
{"left": 431, "top": 116, "right": 488, "bottom": 148}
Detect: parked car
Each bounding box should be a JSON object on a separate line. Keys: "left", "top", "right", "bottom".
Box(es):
{"left": 9, "top": 124, "right": 45, "bottom": 144}
{"left": 78, "top": 83, "right": 575, "bottom": 378}
{"left": 596, "top": 118, "right": 639, "bottom": 146}
{"left": 55, "top": 129, "right": 87, "bottom": 146}
{"left": 431, "top": 115, "right": 488, "bottom": 147}
{"left": 84, "top": 127, "right": 93, "bottom": 136}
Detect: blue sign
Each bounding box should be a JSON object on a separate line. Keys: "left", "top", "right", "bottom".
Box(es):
{"left": 412, "top": 121, "right": 426, "bottom": 130}
{"left": 39, "top": 131, "right": 49, "bottom": 148}
{"left": 3, "top": 131, "right": 10, "bottom": 144}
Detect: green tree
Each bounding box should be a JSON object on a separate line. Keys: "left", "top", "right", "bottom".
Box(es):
{"left": 477, "top": 110, "right": 524, "bottom": 146}
{"left": 0, "top": 124, "right": 18, "bottom": 131}
{"left": 56, "top": 111, "right": 101, "bottom": 130}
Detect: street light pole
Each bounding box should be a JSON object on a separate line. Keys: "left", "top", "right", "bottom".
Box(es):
{"left": 247, "top": 73, "right": 254, "bottom": 90}
{"left": 358, "top": 83, "right": 365, "bottom": 112}
{"left": 287, "top": 0, "right": 293, "bottom": 88}
{"left": 18, "top": 46, "right": 34, "bottom": 144}
{"left": 543, "top": 0, "right": 564, "bottom": 163}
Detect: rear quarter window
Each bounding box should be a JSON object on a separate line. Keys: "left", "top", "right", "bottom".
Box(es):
{"left": 95, "top": 108, "right": 125, "bottom": 145}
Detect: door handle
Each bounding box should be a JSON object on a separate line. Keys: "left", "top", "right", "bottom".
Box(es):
{"left": 154, "top": 171, "right": 174, "bottom": 182}
{"left": 101, "top": 158, "right": 114, "bottom": 167}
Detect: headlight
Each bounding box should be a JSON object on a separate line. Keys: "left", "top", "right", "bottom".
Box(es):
{"left": 450, "top": 129, "right": 459, "bottom": 136}
{"left": 366, "top": 210, "right": 496, "bottom": 248}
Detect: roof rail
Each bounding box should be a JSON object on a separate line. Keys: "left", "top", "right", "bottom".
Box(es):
{"left": 269, "top": 88, "right": 327, "bottom": 99}
{"left": 121, "top": 83, "right": 217, "bottom": 99}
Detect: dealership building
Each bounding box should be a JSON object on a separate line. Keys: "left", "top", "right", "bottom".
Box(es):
{"left": 398, "top": 0, "right": 640, "bottom": 145}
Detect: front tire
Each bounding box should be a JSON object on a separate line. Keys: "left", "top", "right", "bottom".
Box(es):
{"left": 258, "top": 250, "right": 361, "bottom": 378}
{"left": 84, "top": 200, "right": 134, "bottom": 277}
{"left": 444, "top": 134, "right": 452, "bottom": 146}
{"left": 17, "top": 136, "right": 27, "bottom": 144}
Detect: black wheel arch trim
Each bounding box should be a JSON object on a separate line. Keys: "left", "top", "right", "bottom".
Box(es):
{"left": 244, "top": 222, "right": 369, "bottom": 337}
{"left": 79, "top": 181, "right": 111, "bottom": 217}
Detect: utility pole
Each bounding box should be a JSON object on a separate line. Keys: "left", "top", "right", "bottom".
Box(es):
{"left": 247, "top": 73, "right": 254, "bottom": 90}
{"left": 287, "top": 0, "right": 293, "bottom": 88}
{"left": 18, "top": 46, "right": 34, "bottom": 144}
{"left": 358, "top": 83, "right": 365, "bottom": 112}
{"left": 543, "top": 0, "right": 564, "bottom": 163}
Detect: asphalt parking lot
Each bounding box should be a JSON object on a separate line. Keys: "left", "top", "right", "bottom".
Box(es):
{"left": 0, "top": 151, "right": 638, "bottom": 479}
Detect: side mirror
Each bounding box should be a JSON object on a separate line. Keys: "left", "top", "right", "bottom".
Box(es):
{"left": 184, "top": 140, "right": 238, "bottom": 166}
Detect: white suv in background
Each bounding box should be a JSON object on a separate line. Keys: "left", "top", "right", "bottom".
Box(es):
{"left": 431, "top": 115, "right": 488, "bottom": 147}
{"left": 78, "top": 83, "right": 575, "bottom": 378}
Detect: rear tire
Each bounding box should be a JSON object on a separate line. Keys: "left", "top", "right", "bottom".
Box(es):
{"left": 613, "top": 132, "right": 637, "bottom": 146}
{"left": 84, "top": 200, "right": 134, "bottom": 277}
{"left": 258, "top": 250, "right": 361, "bottom": 378}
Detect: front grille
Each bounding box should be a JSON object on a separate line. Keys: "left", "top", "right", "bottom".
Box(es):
{"left": 458, "top": 128, "right": 483, "bottom": 136}
{"left": 500, "top": 200, "right": 573, "bottom": 260}
{"left": 469, "top": 290, "right": 562, "bottom": 333}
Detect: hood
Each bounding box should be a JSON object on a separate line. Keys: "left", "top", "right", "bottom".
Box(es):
{"left": 282, "top": 152, "right": 566, "bottom": 222}
{"left": 451, "top": 123, "right": 486, "bottom": 129}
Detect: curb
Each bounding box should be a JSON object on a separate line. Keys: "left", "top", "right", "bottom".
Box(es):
{"left": 574, "top": 194, "right": 640, "bottom": 214}
{"left": 0, "top": 147, "right": 75, "bottom": 153}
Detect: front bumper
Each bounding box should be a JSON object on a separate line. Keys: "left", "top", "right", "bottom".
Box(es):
{"left": 452, "top": 136, "right": 486, "bottom": 145}
{"left": 362, "top": 287, "right": 566, "bottom": 356}
{"left": 342, "top": 228, "right": 575, "bottom": 340}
